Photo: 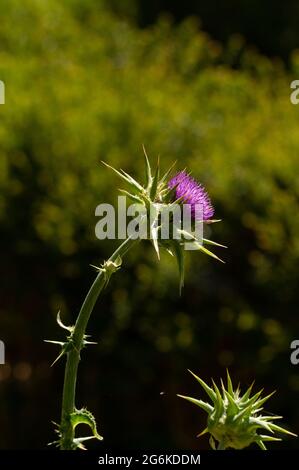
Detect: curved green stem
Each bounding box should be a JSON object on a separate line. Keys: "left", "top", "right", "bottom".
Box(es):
{"left": 59, "top": 237, "right": 137, "bottom": 449}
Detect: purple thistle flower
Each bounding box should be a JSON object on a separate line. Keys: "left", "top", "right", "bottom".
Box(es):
{"left": 168, "top": 171, "right": 214, "bottom": 221}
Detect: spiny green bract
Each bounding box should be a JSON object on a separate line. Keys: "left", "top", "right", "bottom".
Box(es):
{"left": 178, "top": 370, "right": 297, "bottom": 450}
{"left": 51, "top": 407, "right": 103, "bottom": 450}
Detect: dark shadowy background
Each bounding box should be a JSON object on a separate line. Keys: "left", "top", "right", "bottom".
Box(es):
{"left": 135, "top": 0, "right": 299, "bottom": 62}
{"left": 0, "top": 0, "right": 299, "bottom": 449}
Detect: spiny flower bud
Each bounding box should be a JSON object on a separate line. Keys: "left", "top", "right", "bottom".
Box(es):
{"left": 178, "top": 370, "right": 297, "bottom": 450}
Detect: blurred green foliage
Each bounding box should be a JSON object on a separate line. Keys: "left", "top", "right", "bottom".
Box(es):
{"left": 0, "top": 0, "right": 299, "bottom": 449}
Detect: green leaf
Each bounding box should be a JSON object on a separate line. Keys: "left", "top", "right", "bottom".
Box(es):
{"left": 209, "top": 436, "right": 216, "bottom": 450}
{"left": 44, "top": 340, "right": 64, "bottom": 346}
{"left": 177, "top": 228, "right": 197, "bottom": 241}
{"left": 170, "top": 240, "right": 185, "bottom": 294}
{"left": 177, "top": 233, "right": 225, "bottom": 262}
{"left": 258, "top": 435, "right": 281, "bottom": 442}
{"left": 93, "top": 257, "right": 123, "bottom": 287}
{"left": 70, "top": 407, "right": 103, "bottom": 443}
{"left": 158, "top": 160, "right": 177, "bottom": 187}
{"left": 226, "top": 369, "right": 234, "bottom": 396}
{"left": 203, "top": 238, "right": 227, "bottom": 249}
{"left": 57, "top": 311, "right": 73, "bottom": 332}
{"left": 204, "top": 219, "right": 222, "bottom": 224}
{"left": 150, "top": 226, "right": 160, "bottom": 261}
{"left": 188, "top": 370, "right": 217, "bottom": 403}
{"left": 196, "top": 243, "right": 225, "bottom": 263}
{"left": 73, "top": 436, "right": 101, "bottom": 450}
{"left": 48, "top": 339, "right": 76, "bottom": 367}
{"left": 223, "top": 389, "right": 239, "bottom": 416}
{"left": 120, "top": 168, "right": 144, "bottom": 191}
{"left": 142, "top": 144, "right": 152, "bottom": 190}
{"left": 102, "top": 161, "right": 143, "bottom": 194}
{"left": 197, "top": 427, "right": 209, "bottom": 437}
{"left": 118, "top": 189, "right": 144, "bottom": 204}
{"left": 252, "top": 391, "right": 275, "bottom": 409}
{"left": 245, "top": 389, "right": 264, "bottom": 406}
{"left": 256, "top": 440, "right": 267, "bottom": 450}
{"left": 212, "top": 379, "right": 224, "bottom": 418}
{"left": 260, "top": 415, "right": 282, "bottom": 421}
{"left": 240, "top": 381, "right": 255, "bottom": 402}
{"left": 269, "top": 423, "right": 298, "bottom": 437}
{"left": 249, "top": 417, "right": 274, "bottom": 433}
{"left": 150, "top": 205, "right": 160, "bottom": 260}
{"left": 234, "top": 404, "right": 253, "bottom": 422}
{"left": 151, "top": 229, "right": 160, "bottom": 259}
{"left": 150, "top": 157, "right": 160, "bottom": 200}
{"left": 177, "top": 394, "right": 213, "bottom": 414}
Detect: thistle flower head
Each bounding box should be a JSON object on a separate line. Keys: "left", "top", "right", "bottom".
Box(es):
{"left": 178, "top": 370, "right": 297, "bottom": 450}
{"left": 168, "top": 171, "right": 214, "bottom": 221}
{"left": 102, "top": 147, "right": 226, "bottom": 291}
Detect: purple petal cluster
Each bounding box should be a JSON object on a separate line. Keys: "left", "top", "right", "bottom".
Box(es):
{"left": 168, "top": 171, "right": 214, "bottom": 220}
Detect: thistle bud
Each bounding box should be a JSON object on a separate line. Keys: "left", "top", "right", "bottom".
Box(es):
{"left": 178, "top": 370, "right": 297, "bottom": 450}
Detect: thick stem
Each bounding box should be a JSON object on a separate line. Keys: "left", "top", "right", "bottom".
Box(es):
{"left": 59, "top": 237, "right": 136, "bottom": 449}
